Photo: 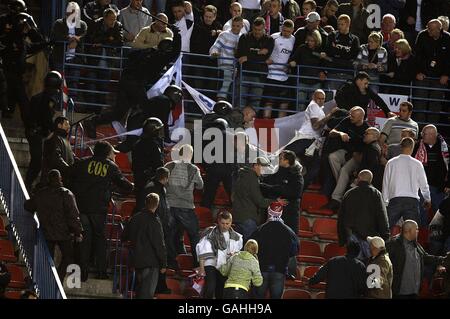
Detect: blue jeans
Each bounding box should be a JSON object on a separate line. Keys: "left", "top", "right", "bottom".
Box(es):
{"left": 135, "top": 267, "right": 159, "bottom": 299}
{"left": 234, "top": 219, "right": 258, "bottom": 243}
{"left": 387, "top": 197, "right": 420, "bottom": 229}
{"left": 348, "top": 234, "right": 371, "bottom": 261}
{"left": 254, "top": 271, "right": 285, "bottom": 299}
{"left": 170, "top": 207, "right": 200, "bottom": 267}
{"left": 240, "top": 74, "right": 264, "bottom": 108}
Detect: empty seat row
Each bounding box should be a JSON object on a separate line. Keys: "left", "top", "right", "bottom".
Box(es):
{"left": 299, "top": 217, "right": 338, "bottom": 241}
{"left": 297, "top": 241, "right": 347, "bottom": 265}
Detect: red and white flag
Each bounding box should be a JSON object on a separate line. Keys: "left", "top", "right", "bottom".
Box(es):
{"left": 61, "top": 72, "right": 69, "bottom": 116}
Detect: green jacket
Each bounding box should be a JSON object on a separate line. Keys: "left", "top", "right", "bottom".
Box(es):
{"left": 232, "top": 167, "right": 271, "bottom": 224}
{"left": 220, "top": 251, "right": 263, "bottom": 291}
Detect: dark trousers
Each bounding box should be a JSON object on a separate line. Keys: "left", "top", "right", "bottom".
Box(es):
{"left": 204, "top": 266, "right": 227, "bottom": 299}
{"left": 223, "top": 287, "right": 249, "bottom": 299}
{"left": 135, "top": 267, "right": 159, "bottom": 299}
{"left": 79, "top": 213, "right": 107, "bottom": 274}
{"left": 4, "top": 70, "right": 29, "bottom": 119}
{"left": 285, "top": 138, "right": 320, "bottom": 189}
{"left": 254, "top": 271, "right": 285, "bottom": 299}
{"left": 387, "top": 197, "right": 420, "bottom": 229}
{"left": 170, "top": 207, "right": 200, "bottom": 267}
{"left": 24, "top": 130, "right": 43, "bottom": 190}
{"left": 394, "top": 294, "right": 418, "bottom": 299}
{"left": 47, "top": 239, "right": 75, "bottom": 282}
{"left": 201, "top": 164, "right": 232, "bottom": 209}
{"left": 234, "top": 219, "right": 258, "bottom": 244}
{"left": 0, "top": 68, "right": 7, "bottom": 113}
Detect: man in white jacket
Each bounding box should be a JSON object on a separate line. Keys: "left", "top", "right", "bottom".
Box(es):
{"left": 382, "top": 137, "right": 431, "bottom": 229}
{"left": 196, "top": 211, "right": 243, "bottom": 299}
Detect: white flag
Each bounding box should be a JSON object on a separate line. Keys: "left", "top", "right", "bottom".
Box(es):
{"left": 182, "top": 80, "right": 215, "bottom": 114}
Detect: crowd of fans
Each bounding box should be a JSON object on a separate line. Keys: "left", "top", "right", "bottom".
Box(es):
{"left": 1, "top": 0, "right": 450, "bottom": 300}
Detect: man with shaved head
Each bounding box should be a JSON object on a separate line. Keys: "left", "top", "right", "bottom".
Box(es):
{"left": 387, "top": 219, "right": 446, "bottom": 299}
{"left": 132, "top": 13, "right": 174, "bottom": 49}
{"left": 338, "top": 169, "right": 389, "bottom": 260}
{"left": 413, "top": 19, "right": 450, "bottom": 123}
{"left": 323, "top": 106, "right": 369, "bottom": 210}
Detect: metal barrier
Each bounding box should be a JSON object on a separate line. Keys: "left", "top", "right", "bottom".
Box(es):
{"left": 59, "top": 44, "right": 450, "bottom": 129}
{"left": 0, "top": 124, "right": 66, "bottom": 299}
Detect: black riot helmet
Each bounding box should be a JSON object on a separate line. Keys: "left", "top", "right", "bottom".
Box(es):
{"left": 213, "top": 101, "right": 232, "bottom": 116}
{"left": 44, "top": 71, "right": 63, "bottom": 92}
{"left": 212, "top": 118, "right": 229, "bottom": 131}
{"left": 8, "top": 0, "right": 27, "bottom": 14}
{"left": 157, "top": 38, "right": 174, "bottom": 54}
{"left": 143, "top": 117, "right": 164, "bottom": 136}
{"left": 164, "top": 85, "right": 182, "bottom": 107}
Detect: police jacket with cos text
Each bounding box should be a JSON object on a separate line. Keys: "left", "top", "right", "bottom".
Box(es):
{"left": 70, "top": 156, "right": 133, "bottom": 214}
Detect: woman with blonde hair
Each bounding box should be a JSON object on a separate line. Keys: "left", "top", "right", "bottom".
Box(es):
{"left": 354, "top": 31, "right": 388, "bottom": 92}
{"left": 220, "top": 239, "right": 263, "bottom": 299}
{"left": 385, "top": 38, "right": 415, "bottom": 95}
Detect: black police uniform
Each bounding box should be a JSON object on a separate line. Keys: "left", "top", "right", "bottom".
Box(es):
{"left": 24, "top": 91, "right": 60, "bottom": 190}
{"left": 0, "top": 11, "right": 46, "bottom": 119}
{"left": 132, "top": 135, "right": 164, "bottom": 212}
{"left": 70, "top": 155, "right": 133, "bottom": 278}
{"left": 0, "top": 57, "right": 7, "bottom": 116}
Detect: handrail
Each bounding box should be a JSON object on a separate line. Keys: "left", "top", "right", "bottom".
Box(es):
{"left": 0, "top": 124, "right": 66, "bottom": 299}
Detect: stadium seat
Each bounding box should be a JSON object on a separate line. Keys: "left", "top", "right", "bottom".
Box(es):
{"left": 4, "top": 290, "right": 22, "bottom": 299}
{"left": 176, "top": 254, "right": 195, "bottom": 277}
{"left": 213, "top": 184, "right": 230, "bottom": 206}
{"left": 0, "top": 218, "right": 7, "bottom": 237}
{"left": 105, "top": 224, "right": 122, "bottom": 243}
{"left": 0, "top": 240, "right": 17, "bottom": 262}
{"left": 298, "top": 216, "right": 313, "bottom": 238}
{"left": 300, "top": 193, "right": 334, "bottom": 216}
{"left": 315, "top": 291, "right": 326, "bottom": 299}
{"left": 282, "top": 289, "right": 311, "bottom": 299}
{"left": 155, "top": 293, "right": 185, "bottom": 299}
{"left": 296, "top": 241, "right": 325, "bottom": 264}
{"left": 166, "top": 277, "right": 183, "bottom": 295}
{"left": 302, "top": 266, "right": 325, "bottom": 290}
{"left": 6, "top": 264, "right": 26, "bottom": 289}
{"left": 391, "top": 225, "right": 401, "bottom": 237}
{"left": 323, "top": 243, "right": 347, "bottom": 260}
{"left": 120, "top": 200, "right": 136, "bottom": 220}
{"left": 312, "top": 219, "right": 338, "bottom": 241}
{"left": 115, "top": 152, "right": 132, "bottom": 174}
{"left": 285, "top": 267, "right": 304, "bottom": 288}
{"left": 195, "top": 206, "right": 214, "bottom": 229}
{"left": 307, "top": 183, "right": 321, "bottom": 191}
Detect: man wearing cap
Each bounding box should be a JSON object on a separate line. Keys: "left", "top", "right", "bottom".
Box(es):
{"left": 293, "top": 11, "right": 328, "bottom": 51}
{"left": 366, "top": 236, "right": 393, "bottom": 299}
{"left": 70, "top": 141, "right": 134, "bottom": 281}
{"left": 232, "top": 156, "right": 284, "bottom": 241}
{"left": 251, "top": 202, "right": 299, "bottom": 299}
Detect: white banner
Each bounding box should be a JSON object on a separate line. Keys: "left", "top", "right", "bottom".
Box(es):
{"left": 182, "top": 80, "right": 215, "bottom": 114}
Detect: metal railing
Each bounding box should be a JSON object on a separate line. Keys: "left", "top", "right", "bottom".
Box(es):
{"left": 0, "top": 124, "right": 66, "bottom": 299}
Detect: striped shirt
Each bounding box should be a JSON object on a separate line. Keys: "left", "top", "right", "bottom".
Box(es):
{"left": 381, "top": 117, "right": 419, "bottom": 145}
{"left": 267, "top": 32, "right": 295, "bottom": 82}
{"left": 355, "top": 44, "right": 388, "bottom": 73}
{"left": 210, "top": 30, "right": 241, "bottom": 67}
{"left": 223, "top": 18, "right": 251, "bottom": 34}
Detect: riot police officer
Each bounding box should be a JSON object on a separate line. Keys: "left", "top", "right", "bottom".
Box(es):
{"left": 84, "top": 30, "right": 181, "bottom": 139}
{"left": 24, "top": 71, "right": 63, "bottom": 191}
{"left": 0, "top": 55, "right": 6, "bottom": 119}
{"left": 82, "top": 0, "right": 119, "bottom": 30}
{"left": 132, "top": 117, "right": 165, "bottom": 213}
{"left": 0, "top": 0, "right": 46, "bottom": 119}
{"left": 70, "top": 141, "right": 134, "bottom": 281}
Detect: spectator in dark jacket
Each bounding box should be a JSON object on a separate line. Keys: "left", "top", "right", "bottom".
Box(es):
{"left": 335, "top": 71, "right": 395, "bottom": 118}
{"left": 40, "top": 117, "right": 74, "bottom": 187}
{"left": 319, "top": 0, "right": 339, "bottom": 30}
{"left": 251, "top": 202, "right": 299, "bottom": 299}
{"left": 309, "top": 240, "right": 367, "bottom": 298}
{"left": 122, "top": 193, "right": 167, "bottom": 299}
{"left": 387, "top": 219, "right": 446, "bottom": 298}
{"left": 385, "top": 38, "right": 415, "bottom": 95}
{"left": 337, "top": 170, "right": 390, "bottom": 254}
{"left": 236, "top": 17, "right": 275, "bottom": 107}
{"left": 70, "top": 141, "right": 134, "bottom": 281}
{"left": 413, "top": 19, "right": 450, "bottom": 123}
{"left": 293, "top": 12, "right": 328, "bottom": 51}
{"left": 337, "top": 0, "right": 370, "bottom": 42}
{"left": 25, "top": 169, "right": 83, "bottom": 281}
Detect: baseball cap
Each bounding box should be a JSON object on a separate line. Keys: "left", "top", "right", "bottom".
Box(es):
{"left": 367, "top": 236, "right": 385, "bottom": 249}
{"left": 305, "top": 12, "right": 321, "bottom": 23}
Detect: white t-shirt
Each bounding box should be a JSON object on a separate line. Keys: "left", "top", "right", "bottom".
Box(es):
{"left": 239, "top": 0, "right": 261, "bottom": 10}
{"left": 175, "top": 12, "right": 194, "bottom": 52}
{"left": 297, "top": 101, "right": 325, "bottom": 139}
{"left": 267, "top": 33, "right": 295, "bottom": 82}
{"left": 66, "top": 26, "right": 76, "bottom": 61}
{"left": 415, "top": 0, "right": 422, "bottom": 32}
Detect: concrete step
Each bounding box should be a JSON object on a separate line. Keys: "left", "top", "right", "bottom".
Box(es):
{"left": 64, "top": 278, "right": 123, "bottom": 299}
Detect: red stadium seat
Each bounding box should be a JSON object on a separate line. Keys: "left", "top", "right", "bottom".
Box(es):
{"left": 323, "top": 243, "right": 347, "bottom": 260}
{"left": 6, "top": 264, "right": 26, "bottom": 289}
{"left": 176, "top": 254, "right": 195, "bottom": 277}
{"left": 312, "top": 219, "right": 338, "bottom": 241}
{"left": 307, "top": 183, "right": 321, "bottom": 191}
{"left": 115, "top": 152, "right": 132, "bottom": 174}
{"left": 120, "top": 200, "right": 136, "bottom": 220}
{"left": 315, "top": 291, "right": 326, "bottom": 299}
{"left": 0, "top": 240, "right": 17, "bottom": 262}
{"left": 303, "top": 266, "right": 325, "bottom": 290}
{"left": 282, "top": 289, "right": 311, "bottom": 299}
{"left": 391, "top": 225, "right": 401, "bottom": 237}
{"left": 4, "top": 290, "right": 22, "bottom": 299}
{"left": 213, "top": 185, "right": 230, "bottom": 206}
{"left": 195, "top": 206, "right": 214, "bottom": 229}
{"left": 298, "top": 216, "right": 313, "bottom": 238}
{"left": 296, "top": 241, "right": 325, "bottom": 264}
{"left": 300, "top": 193, "right": 335, "bottom": 216}
{"left": 0, "top": 218, "right": 7, "bottom": 237}
{"left": 166, "top": 278, "right": 183, "bottom": 295}
{"left": 285, "top": 267, "right": 304, "bottom": 288}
